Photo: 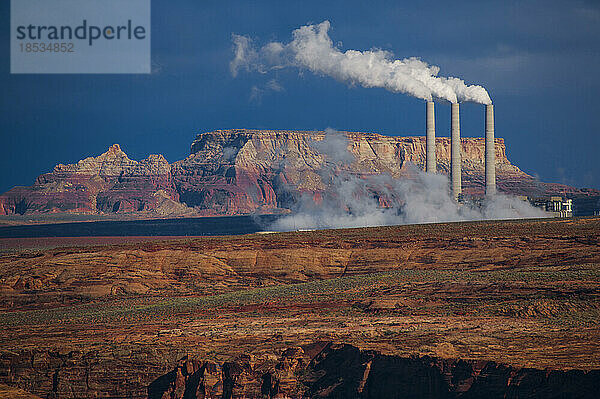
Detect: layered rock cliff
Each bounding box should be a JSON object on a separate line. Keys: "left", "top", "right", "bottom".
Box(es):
{"left": 0, "top": 144, "right": 187, "bottom": 216}
{"left": 3, "top": 343, "right": 598, "bottom": 399}
{"left": 149, "top": 343, "right": 600, "bottom": 399}
{"left": 0, "top": 130, "right": 593, "bottom": 216}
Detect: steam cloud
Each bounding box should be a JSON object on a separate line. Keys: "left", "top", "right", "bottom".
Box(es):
{"left": 269, "top": 130, "right": 547, "bottom": 231}
{"left": 231, "top": 21, "right": 492, "bottom": 104}
{"left": 230, "top": 22, "right": 533, "bottom": 230}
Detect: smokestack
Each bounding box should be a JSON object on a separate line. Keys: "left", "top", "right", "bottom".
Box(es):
{"left": 485, "top": 104, "right": 496, "bottom": 196}
{"left": 426, "top": 101, "right": 436, "bottom": 173}
{"left": 451, "top": 103, "right": 461, "bottom": 199}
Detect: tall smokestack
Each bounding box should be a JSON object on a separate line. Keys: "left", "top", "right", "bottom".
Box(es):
{"left": 485, "top": 104, "right": 496, "bottom": 196}
{"left": 451, "top": 103, "right": 461, "bottom": 199}
{"left": 426, "top": 101, "right": 436, "bottom": 173}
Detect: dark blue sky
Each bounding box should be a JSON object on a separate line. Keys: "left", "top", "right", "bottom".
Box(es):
{"left": 1, "top": 0, "right": 599, "bottom": 193}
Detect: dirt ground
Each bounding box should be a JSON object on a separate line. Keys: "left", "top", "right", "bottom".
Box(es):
{"left": 0, "top": 217, "right": 599, "bottom": 397}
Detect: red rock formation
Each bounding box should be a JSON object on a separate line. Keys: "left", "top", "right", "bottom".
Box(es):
{"left": 3, "top": 342, "right": 598, "bottom": 398}
{"left": 148, "top": 343, "right": 600, "bottom": 399}
{"left": 172, "top": 129, "right": 594, "bottom": 215}
{"left": 0, "top": 130, "right": 595, "bottom": 216}
{"left": 0, "top": 144, "right": 185, "bottom": 216}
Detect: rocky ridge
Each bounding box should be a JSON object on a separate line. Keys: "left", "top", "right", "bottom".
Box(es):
{"left": 0, "top": 144, "right": 187, "bottom": 216}
{"left": 150, "top": 342, "right": 600, "bottom": 399}
{"left": 3, "top": 343, "right": 598, "bottom": 399}
{"left": 0, "top": 130, "right": 593, "bottom": 216}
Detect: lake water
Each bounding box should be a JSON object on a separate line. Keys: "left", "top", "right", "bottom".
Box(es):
{"left": 0, "top": 215, "right": 280, "bottom": 239}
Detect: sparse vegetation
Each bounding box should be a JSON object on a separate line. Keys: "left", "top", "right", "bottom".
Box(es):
{"left": 2, "top": 265, "right": 598, "bottom": 328}
{"left": 1, "top": 216, "right": 599, "bottom": 384}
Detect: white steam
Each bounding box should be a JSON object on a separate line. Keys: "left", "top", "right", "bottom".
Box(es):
{"left": 270, "top": 130, "right": 546, "bottom": 231}
{"left": 231, "top": 21, "right": 492, "bottom": 105}
{"left": 312, "top": 127, "right": 355, "bottom": 165}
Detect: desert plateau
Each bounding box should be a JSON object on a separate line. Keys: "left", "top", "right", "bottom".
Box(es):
{"left": 0, "top": 216, "right": 599, "bottom": 398}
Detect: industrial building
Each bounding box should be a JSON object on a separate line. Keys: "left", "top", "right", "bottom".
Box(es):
{"left": 527, "top": 196, "right": 573, "bottom": 217}
{"left": 425, "top": 102, "right": 495, "bottom": 199}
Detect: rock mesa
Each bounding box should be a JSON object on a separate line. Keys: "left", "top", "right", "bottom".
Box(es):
{"left": 0, "top": 130, "right": 593, "bottom": 216}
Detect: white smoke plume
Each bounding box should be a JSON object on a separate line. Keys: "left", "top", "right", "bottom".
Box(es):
{"left": 269, "top": 131, "right": 547, "bottom": 231}
{"left": 231, "top": 21, "right": 492, "bottom": 105}
{"left": 249, "top": 79, "right": 284, "bottom": 103}
{"left": 312, "top": 127, "right": 355, "bottom": 165}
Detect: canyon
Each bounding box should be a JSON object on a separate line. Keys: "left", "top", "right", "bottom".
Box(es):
{"left": 150, "top": 342, "right": 600, "bottom": 399}
{"left": 0, "top": 129, "right": 593, "bottom": 217}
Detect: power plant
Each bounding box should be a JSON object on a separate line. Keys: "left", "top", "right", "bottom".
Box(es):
{"left": 233, "top": 20, "right": 499, "bottom": 199}
{"left": 451, "top": 103, "right": 461, "bottom": 199}
{"left": 485, "top": 104, "right": 496, "bottom": 196}
{"left": 233, "top": 20, "right": 504, "bottom": 198}
{"left": 426, "top": 101, "right": 436, "bottom": 173}
{"left": 425, "top": 102, "right": 496, "bottom": 198}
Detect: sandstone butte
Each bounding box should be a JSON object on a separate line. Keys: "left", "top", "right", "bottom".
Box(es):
{"left": 0, "top": 129, "right": 595, "bottom": 217}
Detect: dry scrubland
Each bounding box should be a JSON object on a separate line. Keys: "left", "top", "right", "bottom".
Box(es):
{"left": 0, "top": 217, "right": 599, "bottom": 397}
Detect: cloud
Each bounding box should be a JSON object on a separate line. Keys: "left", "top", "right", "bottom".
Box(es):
{"left": 249, "top": 85, "right": 262, "bottom": 103}
{"left": 222, "top": 146, "right": 238, "bottom": 161}
{"left": 266, "top": 79, "right": 284, "bottom": 92}
{"left": 270, "top": 167, "right": 548, "bottom": 231}
{"left": 268, "top": 131, "right": 548, "bottom": 231}
{"left": 231, "top": 20, "right": 492, "bottom": 104}
{"left": 248, "top": 79, "right": 284, "bottom": 103}
{"left": 230, "top": 34, "right": 260, "bottom": 78}
{"left": 311, "top": 128, "right": 354, "bottom": 166}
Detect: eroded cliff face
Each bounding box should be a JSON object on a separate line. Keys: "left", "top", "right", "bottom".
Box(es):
{"left": 0, "top": 130, "right": 590, "bottom": 216}
{"left": 3, "top": 343, "right": 598, "bottom": 399}
{"left": 147, "top": 343, "right": 600, "bottom": 399}
{"left": 171, "top": 129, "right": 583, "bottom": 215}
{"left": 0, "top": 144, "right": 186, "bottom": 216}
